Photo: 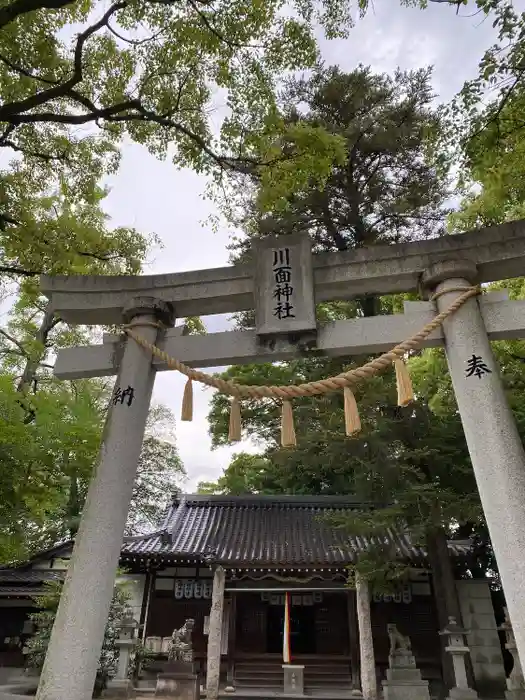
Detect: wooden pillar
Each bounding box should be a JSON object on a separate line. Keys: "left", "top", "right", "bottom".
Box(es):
{"left": 226, "top": 594, "right": 237, "bottom": 688}
{"left": 347, "top": 590, "right": 361, "bottom": 691}
{"left": 206, "top": 566, "right": 226, "bottom": 700}
{"left": 356, "top": 573, "right": 377, "bottom": 700}
{"left": 139, "top": 571, "right": 154, "bottom": 642}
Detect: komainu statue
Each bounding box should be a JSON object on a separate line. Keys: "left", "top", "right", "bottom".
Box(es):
{"left": 168, "top": 618, "right": 195, "bottom": 663}
{"left": 387, "top": 623, "right": 412, "bottom": 654}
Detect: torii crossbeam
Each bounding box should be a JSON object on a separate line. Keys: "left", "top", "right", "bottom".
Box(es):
{"left": 36, "top": 220, "right": 525, "bottom": 700}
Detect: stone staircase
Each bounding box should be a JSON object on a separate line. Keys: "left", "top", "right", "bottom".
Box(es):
{"left": 234, "top": 656, "right": 353, "bottom": 693}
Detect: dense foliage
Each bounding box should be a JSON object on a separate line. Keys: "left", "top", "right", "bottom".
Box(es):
{"left": 225, "top": 64, "right": 449, "bottom": 254}
{"left": 204, "top": 64, "right": 525, "bottom": 596}
{"left": 0, "top": 370, "right": 186, "bottom": 561}
{"left": 26, "top": 579, "right": 132, "bottom": 696}
{"left": 3, "top": 0, "right": 525, "bottom": 599}
{"left": 0, "top": 0, "right": 362, "bottom": 236}
{"left": 0, "top": 187, "right": 185, "bottom": 565}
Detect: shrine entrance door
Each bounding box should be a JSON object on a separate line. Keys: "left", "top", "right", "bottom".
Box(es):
{"left": 267, "top": 603, "right": 316, "bottom": 654}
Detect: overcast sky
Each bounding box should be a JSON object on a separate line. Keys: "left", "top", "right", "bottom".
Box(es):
{"left": 99, "top": 0, "right": 507, "bottom": 490}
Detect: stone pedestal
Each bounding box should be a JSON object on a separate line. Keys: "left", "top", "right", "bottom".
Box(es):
{"left": 456, "top": 581, "right": 505, "bottom": 696}
{"left": 505, "top": 644, "right": 525, "bottom": 700}
{"left": 104, "top": 678, "right": 136, "bottom": 698}
{"left": 382, "top": 650, "right": 430, "bottom": 700}
{"left": 447, "top": 688, "right": 478, "bottom": 700}
{"left": 444, "top": 646, "right": 478, "bottom": 700}
{"left": 497, "top": 608, "right": 525, "bottom": 700}
{"left": 155, "top": 662, "right": 199, "bottom": 700}
{"left": 282, "top": 664, "right": 304, "bottom": 696}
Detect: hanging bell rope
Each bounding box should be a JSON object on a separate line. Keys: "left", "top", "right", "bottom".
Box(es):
{"left": 123, "top": 286, "right": 480, "bottom": 446}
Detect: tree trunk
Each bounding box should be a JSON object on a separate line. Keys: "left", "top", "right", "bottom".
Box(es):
{"left": 17, "top": 304, "right": 56, "bottom": 393}
{"left": 16, "top": 303, "right": 57, "bottom": 423}
{"left": 358, "top": 296, "right": 378, "bottom": 318}
{"left": 66, "top": 471, "right": 81, "bottom": 538}
{"left": 426, "top": 527, "right": 476, "bottom": 690}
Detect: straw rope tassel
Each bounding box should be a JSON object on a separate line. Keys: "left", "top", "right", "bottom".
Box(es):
{"left": 394, "top": 357, "right": 413, "bottom": 407}
{"left": 123, "top": 287, "right": 479, "bottom": 443}
{"left": 181, "top": 378, "right": 193, "bottom": 421}
{"left": 281, "top": 400, "right": 297, "bottom": 448}
{"left": 228, "top": 397, "right": 242, "bottom": 442}
{"left": 343, "top": 386, "right": 361, "bottom": 435}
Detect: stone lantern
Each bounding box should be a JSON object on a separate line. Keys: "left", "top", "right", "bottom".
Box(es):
{"left": 104, "top": 615, "right": 138, "bottom": 698}
{"left": 498, "top": 608, "right": 525, "bottom": 700}
{"left": 439, "top": 617, "right": 478, "bottom": 700}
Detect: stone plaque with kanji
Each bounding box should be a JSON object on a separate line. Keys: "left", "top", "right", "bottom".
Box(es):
{"left": 253, "top": 233, "right": 316, "bottom": 337}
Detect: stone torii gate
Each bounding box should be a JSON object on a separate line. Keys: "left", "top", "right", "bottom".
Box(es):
{"left": 36, "top": 221, "right": 525, "bottom": 700}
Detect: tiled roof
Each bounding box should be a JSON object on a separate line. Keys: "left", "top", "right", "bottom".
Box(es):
{"left": 0, "top": 586, "right": 49, "bottom": 596}
{"left": 0, "top": 569, "right": 64, "bottom": 583}
{"left": 121, "top": 495, "right": 471, "bottom": 566}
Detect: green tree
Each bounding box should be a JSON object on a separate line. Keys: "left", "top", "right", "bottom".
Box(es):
{"left": 0, "top": 170, "right": 191, "bottom": 562}
{"left": 0, "top": 375, "right": 186, "bottom": 561}
{"left": 0, "top": 185, "right": 149, "bottom": 281}
{"left": 360, "top": 1, "right": 525, "bottom": 163}
{"left": 447, "top": 84, "right": 525, "bottom": 231}
{"left": 197, "top": 452, "right": 271, "bottom": 494}
{"left": 0, "top": 183, "right": 150, "bottom": 426}
{"left": 0, "top": 0, "right": 359, "bottom": 226}
{"left": 226, "top": 64, "right": 449, "bottom": 267}
{"left": 26, "top": 579, "right": 132, "bottom": 696}
{"left": 126, "top": 404, "right": 186, "bottom": 536}
{"left": 204, "top": 64, "right": 483, "bottom": 687}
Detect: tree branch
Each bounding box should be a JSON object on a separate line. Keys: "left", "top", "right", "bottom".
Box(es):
{"left": 113, "top": 103, "right": 256, "bottom": 169}
{"left": 5, "top": 100, "right": 138, "bottom": 125}
{"left": 0, "top": 264, "right": 39, "bottom": 276}
{"left": 77, "top": 250, "right": 122, "bottom": 262}
{"left": 1, "top": 138, "right": 68, "bottom": 161}
{"left": 0, "top": 0, "right": 76, "bottom": 30}
{"left": 106, "top": 21, "right": 164, "bottom": 46}
{"left": 0, "top": 329, "right": 28, "bottom": 356}
{"left": 187, "top": 0, "right": 242, "bottom": 49}
{"left": 0, "top": 0, "right": 214, "bottom": 31}
{"left": 0, "top": 1, "right": 126, "bottom": 120}
{"left": 468, "top": 68, "right": 525, "bottom": 144}
{"left": 17, "top": 304, "right": 56, "bottom": 394}
{"left": 0, "top": 52, "right": 59, "bottom": 85}
{"left": 8, "top": 98, "right": 258, "bottom": 171}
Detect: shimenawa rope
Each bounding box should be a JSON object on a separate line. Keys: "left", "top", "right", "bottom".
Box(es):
{"left": 123, "top": 286, "right": 480, "bottom": 446}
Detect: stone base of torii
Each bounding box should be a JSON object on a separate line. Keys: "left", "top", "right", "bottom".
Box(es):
{"left": 35, "top": 220, "right": 525, "bottom": 700}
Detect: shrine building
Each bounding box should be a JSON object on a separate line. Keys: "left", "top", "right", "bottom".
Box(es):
{"left": 0, "top": 494, "right": 507, "bottom": 697}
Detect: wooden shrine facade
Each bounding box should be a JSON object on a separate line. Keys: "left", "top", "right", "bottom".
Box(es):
{"left": 0, "top": 493, "right": 487, "bottom": 695}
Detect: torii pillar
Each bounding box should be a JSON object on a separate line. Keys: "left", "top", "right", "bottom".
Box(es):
{"left": 422, "top": 261, "right": 525, "bottom": 670}
{"left": 36, "top": 298, "right": 174, "bottom": 700}
{"left": 36, "top": 221, "right": 525, "bottom": 699}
